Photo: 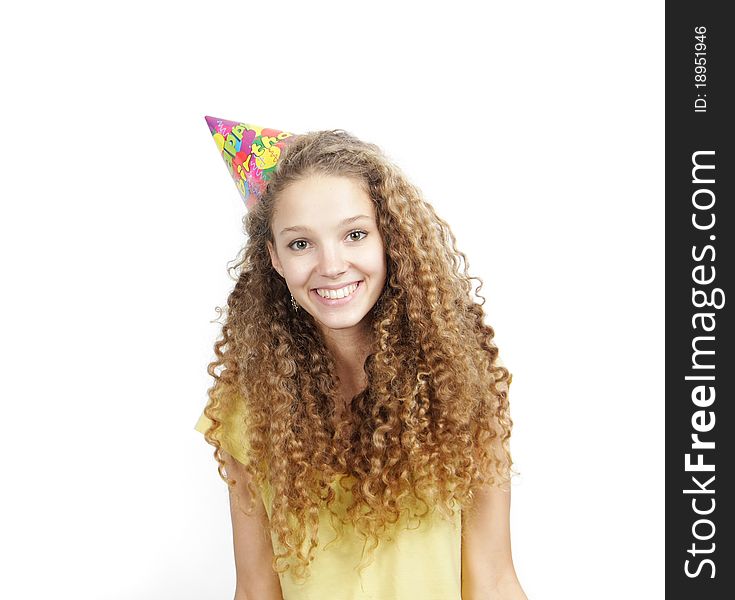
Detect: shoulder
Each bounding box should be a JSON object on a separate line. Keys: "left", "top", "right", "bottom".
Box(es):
{"left": 194, "top": 398, "right": 251, "bottom": 466}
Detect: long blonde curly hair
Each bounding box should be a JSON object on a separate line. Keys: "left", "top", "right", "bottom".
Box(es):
{"left": 201, "top": 129, "right": 515, "bottom": 582}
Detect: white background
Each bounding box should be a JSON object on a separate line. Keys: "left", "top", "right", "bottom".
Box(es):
{"left": 0, "top": 1, "right": 663, "bottom": 598}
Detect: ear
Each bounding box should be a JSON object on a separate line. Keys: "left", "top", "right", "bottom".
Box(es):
{"left": 267, "top": 240, "right": 285, "bottom": 278}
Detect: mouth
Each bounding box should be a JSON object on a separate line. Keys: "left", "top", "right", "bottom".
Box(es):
{"left": 311, "top": 281, "right": 363, "bottom": 306}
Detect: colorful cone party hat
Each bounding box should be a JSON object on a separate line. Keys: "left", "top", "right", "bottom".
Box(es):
{"left": 204, "top": 115, "right": 297, "bottom": 209}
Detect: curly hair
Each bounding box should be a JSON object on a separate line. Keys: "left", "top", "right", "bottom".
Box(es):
{"left": 201, "top": 129, "right": 516, "bottom": 583}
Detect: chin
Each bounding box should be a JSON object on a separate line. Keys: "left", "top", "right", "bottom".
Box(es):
{"left": 307, "top": 302, "right": 376, "bottom": 330}
{"left": 313, "top": 311, "right": 367, "bottom": 330}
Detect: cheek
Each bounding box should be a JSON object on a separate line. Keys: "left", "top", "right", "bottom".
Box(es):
{"left": 366, "top": 245, "right": 388, "bottom": 280}
{"left": 281, "top": 259, "right": 311, "bottom": 285}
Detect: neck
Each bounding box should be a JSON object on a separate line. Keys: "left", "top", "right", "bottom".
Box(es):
{"left": 319, "top": 319, "right": 373, "bottom": 391}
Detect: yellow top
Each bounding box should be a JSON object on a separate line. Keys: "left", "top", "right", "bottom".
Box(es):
{"left": 194, "top": 403, "right": 463, "bottom": 600}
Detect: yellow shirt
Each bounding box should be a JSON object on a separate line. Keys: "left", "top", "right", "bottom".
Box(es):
{"left": 194, "top": 405, "right": 463, "bottom": 600}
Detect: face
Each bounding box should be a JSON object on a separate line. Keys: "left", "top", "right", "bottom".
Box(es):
{"left": 267, "top": 174, "right": 387, "bottom": 337}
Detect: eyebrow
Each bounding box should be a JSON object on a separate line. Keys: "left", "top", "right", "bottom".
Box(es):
{"left": 278, "top": 214, "right": 372, "bottom": 237}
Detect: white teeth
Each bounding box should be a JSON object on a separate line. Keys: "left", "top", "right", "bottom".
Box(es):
{"left": 316, "top": 282, "right": 359, "bottom": 299}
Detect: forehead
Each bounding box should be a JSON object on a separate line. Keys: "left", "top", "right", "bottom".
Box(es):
{"left": 272, "top": 175, "right": 375, "bottom": 232}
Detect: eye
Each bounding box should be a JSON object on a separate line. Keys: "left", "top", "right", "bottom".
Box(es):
{"left": 347, "top": 230, "right": 368, "bottom": 242}
{"left": 288, "top": 239, "right": 310, "bottom": 251}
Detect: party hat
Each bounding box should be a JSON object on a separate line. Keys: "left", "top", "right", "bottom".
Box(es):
{"left": 204, "top": 115, "right": 296, "bottom": 209}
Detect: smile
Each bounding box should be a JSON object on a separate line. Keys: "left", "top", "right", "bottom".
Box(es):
{"left": 311, "top": 281, "right": 362, "bottom": 305}
{"left": 315, "top": 282, "right": 359, "bottom": 299}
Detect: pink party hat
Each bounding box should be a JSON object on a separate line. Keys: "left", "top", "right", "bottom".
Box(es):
{"left": 204, "top": 116, "right": 296, "bottom": 209}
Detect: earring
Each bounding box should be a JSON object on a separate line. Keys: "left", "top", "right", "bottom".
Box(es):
{"left": 290, "top": 293, "right": 299, "bottom": 312}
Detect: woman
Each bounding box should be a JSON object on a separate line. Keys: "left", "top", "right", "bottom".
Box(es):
{"left": 196, "top": 118, "right": 527, "bottom": 600}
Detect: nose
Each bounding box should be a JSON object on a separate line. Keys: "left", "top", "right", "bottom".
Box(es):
{"left": 317, "top": 243, "right": 348, "bottom": 278}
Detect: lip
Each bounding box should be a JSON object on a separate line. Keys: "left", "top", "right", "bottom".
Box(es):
{"left": 310, "top": 280, "right": 362, "bottom": 291}
{"left": 311, "top": 280, "right": 363, "bottom": 306}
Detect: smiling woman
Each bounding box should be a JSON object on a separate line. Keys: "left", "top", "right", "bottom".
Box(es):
{"left": 267, "top": 175, "right": 387, "bottom": 346}
{"left": 196, "top": 120, "right": 526, "bottom": 600}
